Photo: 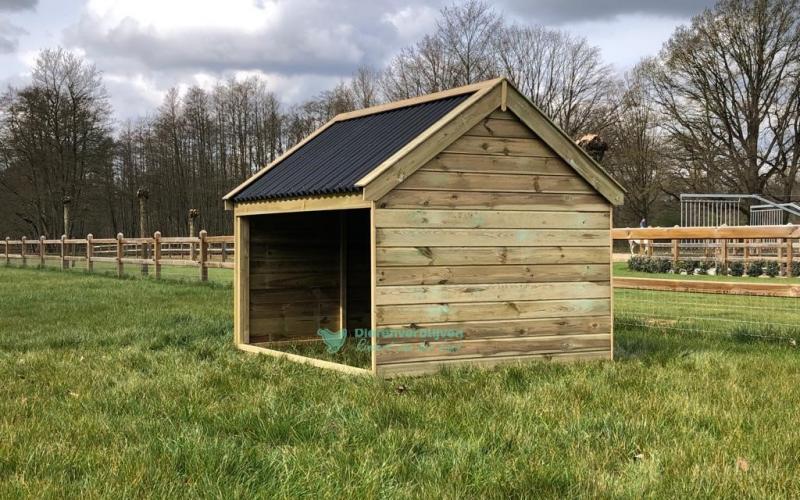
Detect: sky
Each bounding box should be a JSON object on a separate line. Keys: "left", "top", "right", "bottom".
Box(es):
{"left": 0, "top": 0, "right": 715, "bottom": 121}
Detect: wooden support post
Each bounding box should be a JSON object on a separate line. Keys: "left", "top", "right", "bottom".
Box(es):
{"left": 221, "top": 242, "right": 227, "bottom": 262}
{"left": 116, "top": 233, "right": 124, "bottom": 278}
{"left": 777, "top": 238, "right": 784, "bottom": 276}
{"left": 339, "top": 212, "right": 347, "bottom": 331}
{"left": 199, "top": 230, "right": 208, "bottom": 282}
{"left": 60, "top": 235, "right": 67, "bottom": 270}
{"left": 721, "top": 238, "right": 728, "bottom": 272}
{"left": 672, "top": 238, "right": 679, "bottom": 268}
{"left": 743, "top": 238, "right": 750, "bottom": 266}
{"left": 153, "top": 231, "right": 162, "bottom": 279}
{"left": 787, "top": 238, "right": 794, "bottom": 276}
{"left": 20, "top": 236, "right": 26, "bottom": 267}
{"left": 233, "top": 216, "right": 250, "bottom": 345}
{"left": 39, "top": 236, "right": 45, "bottom": 268}
{"left": 86, "top": 234, "right": 94, "bottom": 273}
{"left": 4, "top": 237, "right": 9, "bottom": 266}
{"left": 646, "top": 240, "right": 653, "bottom": 257}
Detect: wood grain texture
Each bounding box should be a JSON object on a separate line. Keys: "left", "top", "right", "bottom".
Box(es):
{"left": 376, "top": 246, "right": 610, "bottom": 266}
{"left": 378, "top": 190, "right": 609, "bottom": 211}
{"left": 445, "top": 136, "right": 555, "bottom": 157}
{"left": 376, "top": 228, "right": 609, "bottom": 247}
{"left": 422, "top": 153, "right": 574, "bottom": 176}
{"left": 395, "top": 171, "right": 594, "bottom": 194}
{"left": 375, "top": 316, "right": 611, "bottom": 344}
{"left": 375, "top": 209, "right": 609, "bottom": 229}
{"left": 376, "top": 264, "right": 609, "bottom": 286}
{"left": 375, "top": 333, "right": 611, "bottom": 364}
{"left": 376, "top": 281, "right": 610, "bottom": 306}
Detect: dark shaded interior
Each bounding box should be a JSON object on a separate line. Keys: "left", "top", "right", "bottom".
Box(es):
{"left": 247, "top": 209, "right": 371, "bottom": 365}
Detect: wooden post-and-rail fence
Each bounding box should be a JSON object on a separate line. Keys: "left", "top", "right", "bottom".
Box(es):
{"left": 2, "top": 232, "right": 234, "bottom": 281}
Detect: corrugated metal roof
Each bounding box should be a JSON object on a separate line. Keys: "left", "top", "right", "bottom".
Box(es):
{"left": 233, "top": 93, "right": 471, "bottom": 202}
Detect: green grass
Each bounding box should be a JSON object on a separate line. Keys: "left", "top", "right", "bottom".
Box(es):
{"left": 614, "top": 262, "right": 800, "bottom": 284}
{"left": 1, "top": 266, "right": 800, "bottom": 497}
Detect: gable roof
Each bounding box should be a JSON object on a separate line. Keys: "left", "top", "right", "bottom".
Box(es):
{"left": 233, "top": 94, "right": 470, "bottom": 202}
{"left": 225, "top": 78, "right": 625, "bottom": 206}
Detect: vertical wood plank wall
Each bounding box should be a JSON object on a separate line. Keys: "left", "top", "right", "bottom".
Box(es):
{"left": 373, "top": 110, "right": 613, "bottom": 376}
{"left": 246, "top": 209, "right": 372, "bottom": 346}
{"left": 248, "top": 211, "right": 340, "bottom": 343}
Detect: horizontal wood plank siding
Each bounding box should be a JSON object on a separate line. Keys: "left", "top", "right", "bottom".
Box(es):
{"left": 373, "top": 109, "right": 612, "bottom": 376}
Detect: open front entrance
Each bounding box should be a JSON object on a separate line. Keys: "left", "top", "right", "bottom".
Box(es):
{"left": 244, "top": 208, "right": 372, "bottom": 370}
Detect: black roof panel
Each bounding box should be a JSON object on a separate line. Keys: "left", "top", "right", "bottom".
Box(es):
{"left": 233, "top": 93, "right": 471, "bottom": 202}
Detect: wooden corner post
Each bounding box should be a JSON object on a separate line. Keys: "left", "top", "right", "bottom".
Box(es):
{"left": 234, "top": 216, "right": 250, "bottom": 345}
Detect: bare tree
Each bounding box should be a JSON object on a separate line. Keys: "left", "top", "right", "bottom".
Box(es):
{"left": 645, "top": 0, "right": 800, "bottom": 203}
{"left": 0, "top": 48, "right": 113, "bottom": 237}
{"left": 496, "top": 25, "right": 617, "bottom": 137}
{"left": 604, "top": 67, "right": 670, "bottom": 225}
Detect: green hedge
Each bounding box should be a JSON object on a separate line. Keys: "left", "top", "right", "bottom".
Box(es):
{"left": 627, "top": 256, "right": 798, "bottom": 278}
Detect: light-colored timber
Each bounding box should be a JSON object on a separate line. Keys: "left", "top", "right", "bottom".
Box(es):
{"left": 225, "top": 77, "right": 622, "bottom": 377}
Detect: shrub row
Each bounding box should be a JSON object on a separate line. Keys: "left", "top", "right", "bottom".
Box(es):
{"left": 627, "top": 256, "right": 800, "bottom": 277}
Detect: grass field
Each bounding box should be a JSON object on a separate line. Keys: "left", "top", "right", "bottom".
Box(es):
{"left": 1, "top": 266, "right": 800, "bottom": 497}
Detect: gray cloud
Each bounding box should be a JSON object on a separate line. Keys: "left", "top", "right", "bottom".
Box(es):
{"left": 497, "top": 0, "right": 714, "bottom": 24}
{"left": 0, "top": 19, "right": 26, "bottom": 53}
{"left": 0, "top": 0, "right": 37, "bottom": 11}
{"left": 65, "top": 0, "right": 442, "bottom": 77}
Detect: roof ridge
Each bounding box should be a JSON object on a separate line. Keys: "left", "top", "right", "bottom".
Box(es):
{"left": 333, "top": 77, "right": 503, "bottom": 122}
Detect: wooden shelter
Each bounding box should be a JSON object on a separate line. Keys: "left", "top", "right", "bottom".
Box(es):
{"left": 224, "top": 78, "right": 625, "bottom": 377}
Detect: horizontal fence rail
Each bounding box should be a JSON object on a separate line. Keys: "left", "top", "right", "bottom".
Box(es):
{"left": 2, "top": 231, "right": 234, "bottom": 282}
{"left": 612, "top": 224, "right": 799, "bottom": 277}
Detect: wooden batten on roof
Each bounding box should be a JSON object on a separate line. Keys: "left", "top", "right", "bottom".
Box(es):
{"left": 224, "top": 77, "right": 625, "bottom": 209}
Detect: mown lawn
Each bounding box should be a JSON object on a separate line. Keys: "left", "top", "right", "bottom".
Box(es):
{"left": 1, "top": 266, "right": 799, "bottom": 497}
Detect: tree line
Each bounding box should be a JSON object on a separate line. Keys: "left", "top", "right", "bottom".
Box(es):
{"left": 1, "top": 0, "right": 799, "bottom": 238}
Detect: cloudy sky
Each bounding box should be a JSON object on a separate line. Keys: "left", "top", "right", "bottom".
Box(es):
{"left": 0, "top": 0, "right": 714, "bottom": 121}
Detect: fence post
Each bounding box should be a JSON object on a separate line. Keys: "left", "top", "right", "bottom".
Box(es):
{"left": 777, "top": 238, "right": 784, "bottom": 276}
{"left": 221, "top": 241, "right": 227, "bottom": 262}
{"left": 4, "top": 237, "right": 9, "bottom": 266}
{"left": 20, "top": 236, "right": 26, "bottom": 267}
{"left": 153, "top": 231, "right": 162, "bottom": 280}
{"left": 116, "top": 233, "right": 124, "bottom": 278}
{"left": 720, "top": 238, "right": 728, "bottom": 272}
{"left": 199, "top": 230, "right": 208, "bottom": 282}
{"left": 86, "top": 234, "right": 94, "bottom": 273}
{"left": 786, "top": 238, "right": 793, "bottom": 276}
{"left": 672, "top": 239, "right": 679, "bottom": 268}
{"left": 39, "top": 236, "right": 45, "bottom": 268}
{"left": 60, "top": 235, "right": 67, "bottom": 270}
